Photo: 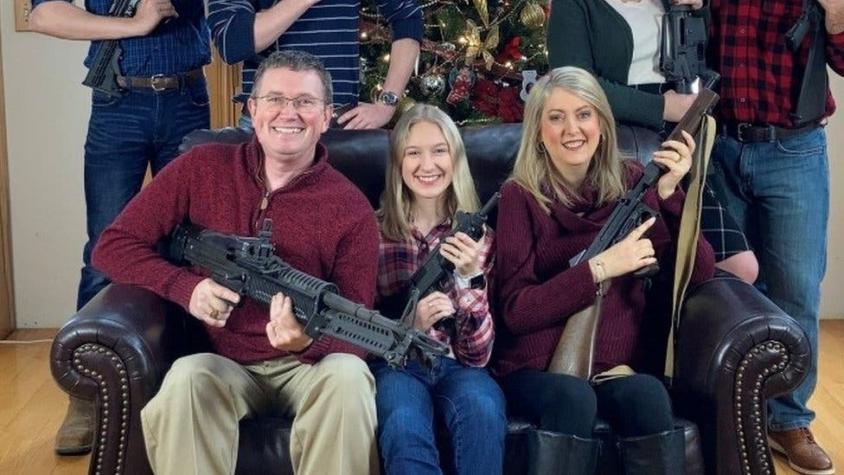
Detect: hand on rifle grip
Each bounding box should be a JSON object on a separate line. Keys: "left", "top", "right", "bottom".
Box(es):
{"left": 432, "top": 315, "right": 456, "bottom": 337}
{"left": 414, "top": 292, "right": 455, "bottom": 332}
{"left": 633, "top": 262, "right": 660, "bottom": 278}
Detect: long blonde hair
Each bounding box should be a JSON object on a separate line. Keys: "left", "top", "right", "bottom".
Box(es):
{"left": 511, "top": 66, "right": 626, "bottom": 213}
{"left": 380, "top": 104, "right": 481, "bottom": 241}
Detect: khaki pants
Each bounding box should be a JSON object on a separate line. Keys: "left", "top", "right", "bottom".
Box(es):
{"left": 141, "top": 352, "right": 379, "bottom": 475}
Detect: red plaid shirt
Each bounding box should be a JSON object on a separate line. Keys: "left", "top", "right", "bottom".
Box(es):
{"left": 709, "top": 0, "right": 844, "bottom": 127}
{"left": 376, "top": 220, "right": 495, "bottom": 367}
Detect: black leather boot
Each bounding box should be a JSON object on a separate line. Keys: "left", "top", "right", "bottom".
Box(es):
{"left": 617, "top": 428, "right": 685, "bottom": 475}
{"left": 527, "top": 429, "right": 599, "bottom": 475}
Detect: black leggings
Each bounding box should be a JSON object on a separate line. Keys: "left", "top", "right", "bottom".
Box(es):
{"left": 501, "top": 370, "right": 674, "bottom": 439}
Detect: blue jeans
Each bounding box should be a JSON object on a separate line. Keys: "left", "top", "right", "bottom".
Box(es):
{"left": 79, "top": 82, "right": 210, "bottom": 309}
{"left": 371, "top": 357, "right": 507, "bottom": 475}
{"left": 708, "top": 127, "right": 828, "bottom": 430}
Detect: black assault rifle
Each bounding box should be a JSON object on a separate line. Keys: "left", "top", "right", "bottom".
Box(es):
{"left": 82, "top": 0, "right": 141, "bottom": 98}
{"left": 660, "top": 5, "right": 720, "bottom": 93}
{"left": 402, "top": 193, "right": 500, "bottom": 331}
{"left": 379, "top": 193, "right": 500, "bottom": 332}
{"left": 568, "top": 88, "right": 719, "bottom": 272}
{"left": 785, "top": 0, "right": 829, "bottom": 126}
{"left": 167, "top": 220, "right": 448, "bottom": 368}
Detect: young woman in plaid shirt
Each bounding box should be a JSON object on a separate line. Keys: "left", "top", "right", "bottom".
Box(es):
{"left": 370, "top": 104, "right": 507, "bottom": 475}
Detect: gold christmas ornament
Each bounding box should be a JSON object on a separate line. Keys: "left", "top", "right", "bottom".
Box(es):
{"left": 473, "top": 0, "right": 490, "bottom": 27}
{"left": 520, "top": 1, "right": 546, "bottom": 29}
{"left": 398, "top": 95, "right": 416, "bottom": 114}
{"left": 464, "top": 20, "right": 500, "bottom": 70}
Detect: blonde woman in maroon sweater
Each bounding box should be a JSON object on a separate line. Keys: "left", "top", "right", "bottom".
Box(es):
{"left": 494, "top": 66, "right": 715, "bottom": 474}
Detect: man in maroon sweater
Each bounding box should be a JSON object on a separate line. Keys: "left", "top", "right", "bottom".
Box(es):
{"left": 92, "top": 50, "right": 380, "bottom": 474}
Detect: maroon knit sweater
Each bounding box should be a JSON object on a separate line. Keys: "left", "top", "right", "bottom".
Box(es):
{"left": 92, "top": 136, "right": 379, "bottom": 365}
{"left": 494, "top": 161, "right": 715, "bottom": 376}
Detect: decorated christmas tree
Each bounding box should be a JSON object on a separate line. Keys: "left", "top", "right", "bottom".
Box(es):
{"left": 360, "top": 0, "right": 550, "bottom": 125}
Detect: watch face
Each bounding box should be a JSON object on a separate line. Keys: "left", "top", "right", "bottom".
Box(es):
{"left": 380, "top": 91, "right": 399, "bottom": 106}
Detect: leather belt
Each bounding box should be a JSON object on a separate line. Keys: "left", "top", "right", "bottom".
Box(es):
{"left": 630, "top": 82, "right": 671, "bottom": 95}
{"left": 720, "top": 121, "right": 818, "bottom": 143}
{"left": 116, "top": 68, "right": 205, "bottom": 91}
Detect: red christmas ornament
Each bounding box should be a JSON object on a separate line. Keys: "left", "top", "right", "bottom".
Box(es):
{"left": 497, "top": 37, "right": 523, "bottom": 63}
{"left": 446, "top": 68, "right": 475, "bottom": 105}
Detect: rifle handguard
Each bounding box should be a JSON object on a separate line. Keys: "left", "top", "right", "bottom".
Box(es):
{"left": 167, "top": 222, "right": 448, "bottom": 367}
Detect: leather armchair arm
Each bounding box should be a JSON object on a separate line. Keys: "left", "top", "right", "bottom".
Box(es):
{"left": 674, "top": 274, "right": 811, "bottom": 475}
{"left": 50, "top": 283, "right": 190, "bottom": 475}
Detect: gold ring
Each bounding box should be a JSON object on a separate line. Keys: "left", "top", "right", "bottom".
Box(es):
{"left": 210, "top": 309, "right": 219, "bottom": 320}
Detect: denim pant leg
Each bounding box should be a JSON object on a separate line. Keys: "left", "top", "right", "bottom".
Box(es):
{"left": 371, "top": 360, "right": 442, "bottom": 475}
{"left": 78, "top": 84, "right": 209, "bottom": 309}
{"left": 710, "top": 129, "right": 828, "bottom": 430}
{"left": 151, "top": 80, "right": 210, "bottom": 174}
{"left": 432, "top": 359, "right": 507, "bottom": 475}
{"left": 80, "top": 90, "right": 156, "bottom": 309}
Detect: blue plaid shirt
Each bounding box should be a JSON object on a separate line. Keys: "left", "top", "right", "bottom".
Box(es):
{"left": 32, "top": 0, "right": 210, "bottom": 75}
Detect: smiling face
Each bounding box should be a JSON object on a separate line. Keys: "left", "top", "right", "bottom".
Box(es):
{"left": 539, "top": 87, "right": 602, "bottom": 184}
{"left": 247, "top": 67, "right": 331, "bottom": 167}
{"left": 400, "top": 120, "right": 455, "bottom": 205}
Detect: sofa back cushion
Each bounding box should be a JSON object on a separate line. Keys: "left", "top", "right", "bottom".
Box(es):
{"left": 179, "top": 123, "right": 661, "bottom": 212}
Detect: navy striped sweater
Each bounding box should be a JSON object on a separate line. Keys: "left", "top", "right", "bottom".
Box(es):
{"left": 208, "top": 0, "right": 423, "bottom": 106}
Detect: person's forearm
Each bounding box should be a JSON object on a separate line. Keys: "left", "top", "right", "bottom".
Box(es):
{"left": 254, "top": 0, "right": 316, "bottom": 53}
{"left": 381, "top": 38, "right": 419, "bottom": 94}
{"left": 826, "top": 29, "right": 844, "bottom": 75}
{"left": 30, "top": 2, "right": 144, "bottom": 40}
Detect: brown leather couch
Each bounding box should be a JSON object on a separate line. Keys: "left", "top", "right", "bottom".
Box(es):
{"left": 51, "top": 124, "right": 810, "bottom": 475}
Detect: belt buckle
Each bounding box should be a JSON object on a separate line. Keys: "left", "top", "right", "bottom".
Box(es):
{"left": 150, "top": 73, "right": 168, "bottom": 92}
{"left": 735, "top": 123, "right": 752, "bottom": 142}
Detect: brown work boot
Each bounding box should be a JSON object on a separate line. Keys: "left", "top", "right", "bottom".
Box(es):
{"left": 54, "top": 396, "right": 94, "bottom": 455}
{"left": 769, "top": 427, "right": 835, "bottom": 475}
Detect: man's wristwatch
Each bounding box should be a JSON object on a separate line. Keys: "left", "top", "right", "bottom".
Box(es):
{"left": 377, "top": 90, "right": 400, "bottom": 107}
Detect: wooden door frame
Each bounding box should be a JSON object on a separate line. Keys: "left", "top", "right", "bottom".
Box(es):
{"left": 0, "top": 22, "right": 17, "bottom": 338}
{"left": 206, "top": 49, "right": 241, "bottom": 129}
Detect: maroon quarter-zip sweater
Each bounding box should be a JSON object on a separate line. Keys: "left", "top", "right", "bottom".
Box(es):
{"left": 494, "top": 160, "right": 715, "bottom": 376}
{"left": 92, "top": 136, "right": 379, "bottom": 364}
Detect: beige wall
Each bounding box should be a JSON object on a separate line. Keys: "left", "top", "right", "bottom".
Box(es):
{"left": 1, "top": 3, "right": 843, "bottom": 326}
{"left": 2, "top": 2, "right": 88, "bottom": 327}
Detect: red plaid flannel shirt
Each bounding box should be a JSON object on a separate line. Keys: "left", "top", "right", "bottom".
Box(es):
{"left": 709, "top": 0, "right": 844, "bottom": 127}
{"left": 376, "top": 220, "right": 495, "bottom": 367}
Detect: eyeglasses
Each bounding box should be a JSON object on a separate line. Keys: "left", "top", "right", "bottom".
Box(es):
{"left": 253, "top": 94, "right": 325, "bottom": 113}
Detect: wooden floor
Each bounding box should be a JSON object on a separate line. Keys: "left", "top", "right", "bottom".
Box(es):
{"left": 0, "top": 323, "right": 842, "bottom": 475}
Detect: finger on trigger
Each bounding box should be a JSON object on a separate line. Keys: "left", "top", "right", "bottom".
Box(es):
{"left": 629, "top": 216, "right": 656, "bottom": 239}
{"left": 270, "top": 294, "right": 285, "bottom": 321}
{"left": 281, "top": 295, "right": 293, "bottom": 314}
